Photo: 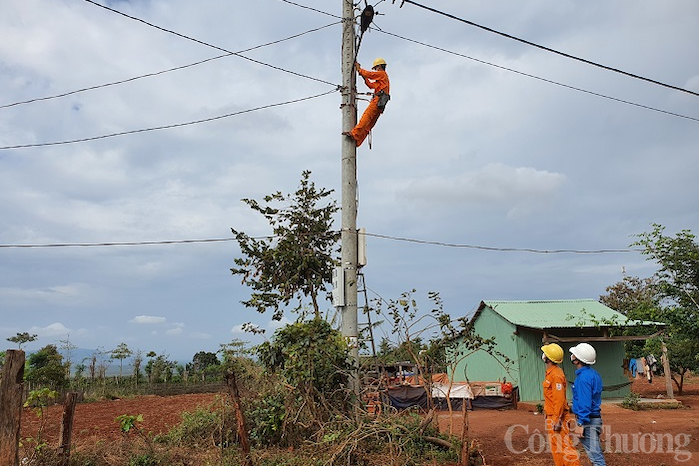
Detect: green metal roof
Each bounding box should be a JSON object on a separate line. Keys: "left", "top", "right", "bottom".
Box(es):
{"left": 476, "top": 299, "right": 660, "bottom": 330}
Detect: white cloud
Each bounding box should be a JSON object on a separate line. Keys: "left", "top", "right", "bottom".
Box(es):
{"left": 0, "top": 283, "right": 92, "bottom": 304}
{"left": 28, "top": 322, "right": 71, "bottom": 337}
{"left": 129, "top": 315, "right": 167, "bottom": 325}
{"left": 400, "top": 163, "right": 566, "bottom": 209}
{"left": 166, "top": 322, "right": 185, "bottom": 336}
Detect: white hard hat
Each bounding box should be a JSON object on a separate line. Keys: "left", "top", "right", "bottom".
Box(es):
{"left": 569, "top": 343, "right": 597, "bottom": 365}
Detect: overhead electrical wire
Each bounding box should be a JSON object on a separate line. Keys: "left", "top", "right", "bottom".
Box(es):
{"left": 397, "top": 0, "right": 699, "bottom": 98}
{"left": 82, "top": 0, "right": 338, "bottom": 88}
{"left": 277, "top": 0, "right": 340, "bottom": 18}
{"left": 0, "top": 89, "right": 338, "bottom": 150}
{"left": 0, "top": 22, "right": 340, "bottom": 110}
{"left": 5, "top": 1, "right": 692, "bottom": 130}
{"left": 272, "top": 0, "right": 699, "bottom": 122}
{"left": 0, "top": 238, "right": 238, "bottom": 248}
{"left": 378, "top": 29, "right": 699, "bottom": 123}
{"left": 363, "top": 232, "right": 638, "bottom": 254}
{"left": 0, "top": 231, "right": 638, "bottom": 254}
{"left": 2, "top": 0, "right": 693, "bottom": 152}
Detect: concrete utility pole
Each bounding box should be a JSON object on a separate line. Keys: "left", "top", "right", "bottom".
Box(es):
{"left": 340, "top": 0, "right": 359, "bottom": 394}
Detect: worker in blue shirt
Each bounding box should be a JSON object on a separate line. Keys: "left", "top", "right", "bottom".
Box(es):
{"left": 570, "top": 343, "right": 606, "bottom": 466}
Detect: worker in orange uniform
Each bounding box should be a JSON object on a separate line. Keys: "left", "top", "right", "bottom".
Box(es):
{"left": 343, "top": 57, "right": 390, "bottom": 147}
{"left": 541, "top": 343, "right": 581, "bottom": 466}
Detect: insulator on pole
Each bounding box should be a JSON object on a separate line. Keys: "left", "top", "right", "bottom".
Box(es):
{"left": 360, "top": 5, "right": 374, "bottom": 33}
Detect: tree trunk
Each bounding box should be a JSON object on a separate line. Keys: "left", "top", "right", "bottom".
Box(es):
{"left": 225, "top": 370, "right": 253, "bottom": 466}
{"left": 671, "top": 370, "right": 685, "bottom": 395}
{"left": 0, "top": 350, "right": 25, "bottom": 466}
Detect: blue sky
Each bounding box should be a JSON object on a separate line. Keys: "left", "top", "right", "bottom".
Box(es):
{"left": 1, "top": 0, "right": 698, "bottom": 363}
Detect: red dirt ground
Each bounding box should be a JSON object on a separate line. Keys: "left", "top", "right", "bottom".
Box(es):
{"left": 20, "top": 377, "right": 699, "bottom": 465}
{"left": 20, "top": 393, "right": 221, "bottom": 443}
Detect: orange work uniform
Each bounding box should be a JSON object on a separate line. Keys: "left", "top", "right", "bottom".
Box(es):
{"left": 349, "top": 66, "right": 390, "bottom": 147}
{"left": 543, "top": 365, "right": 580, "bottom": 466}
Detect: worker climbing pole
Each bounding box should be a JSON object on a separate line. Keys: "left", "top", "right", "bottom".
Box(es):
{"left": 342, "top": 2, "right": 391, "bottom": 148}
{"left": 343, "top": 58, "right": 390, "bottom": 147}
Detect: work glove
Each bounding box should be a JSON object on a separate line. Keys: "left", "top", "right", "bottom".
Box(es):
{"left": 553, "top": 419, "right": 562, "bottom": 432}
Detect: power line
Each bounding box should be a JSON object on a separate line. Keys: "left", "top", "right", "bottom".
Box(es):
{"left": 363, "top": 232, "right": 638, "bottom": 254}
{"left": 273, "top": 0, "right": 699, "bottom": 122}
{"left": 379, "top": 30, "right": 699, "bottom": 123}
{"left": 82, "top": 0, "right": 338, "bottom": 87}
{"left": 277, "top": 0, "right": 340, "bottom": 18}
{"left": 398, "top": 0, "right": 699, "bottom": 98}
{"left": 0, "top": 22, "right": 340, "bottom": 110}
{"left": 0, "top": 231, "right": 639, "bottom": 254}
{"left": 0, "top": 238, "right": 238, "bottom": 248}
{"left": 0, "top": 89, "right": 338, "bottom": 150}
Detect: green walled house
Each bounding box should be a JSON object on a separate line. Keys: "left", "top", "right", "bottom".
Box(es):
{"left": 450, "top": 299, "right": 660, "bottom": 403}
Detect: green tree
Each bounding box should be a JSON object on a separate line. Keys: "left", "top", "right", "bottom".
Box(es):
{"left": 599, "top": 275, "right": 662, "bottom": 357}
{"left": 145, "top": 353, "right": 175, "bottom": 384}
{"left": 132, "top": 349, "right": 144, "bottom": 385}
{"left": 111, "top": 342, "right": 133, "bottom": 382}
{"left": 58, "top": 334, "right": 78, "bottom": 386}
{"left": 231, "top": 170, "right": 340, "bottom": 321}
{"left": 7, "top": 332, "right": 38, "bottom": 349}
{"left": 74, "top": 363, "right": 86, "bottom": 384}
{"left": 187, "top": 351, "right": 220, "bottom": 382}
{"left": 145, "top": 351, "right": 157, "bottom": 384}
{"left": 25, "top": 344, "right": 67, "bottom": 390}
{"left": 219, "top": 339, "right": 252, "bottom": 362}
{"left": 632, "top": 224, "right": 699, "bottom": 393}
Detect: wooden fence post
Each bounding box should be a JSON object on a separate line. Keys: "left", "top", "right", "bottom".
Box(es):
{"left": 225, "top": 370, "right": 252, "bottom": 466}
{"left": 58, "top": 392, "right": 79, "bottom": 466}
{"left": 0, "top": 349, "right": 26, "bottom": 466}
{"left": 661, "top": 341, "right": 674, "bottom": 399}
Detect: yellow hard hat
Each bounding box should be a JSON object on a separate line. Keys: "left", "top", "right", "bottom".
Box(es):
{"left": 541, "top": 343, "right": 564, "bottom": 364}
{"left": 372, "top": 57, "right": 387, "bottom": 68}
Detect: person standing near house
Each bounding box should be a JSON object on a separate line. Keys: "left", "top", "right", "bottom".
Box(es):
{"left": 570, "top": 343, "right": 607, "bottom": 466}
{"left": 343, "top": 58, "right": 390, "bottom": 147}
{"left": 541, "top": 343, "right": 580, "bottom": 466}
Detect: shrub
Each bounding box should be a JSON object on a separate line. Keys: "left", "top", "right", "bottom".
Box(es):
{"left": 621, "top": 391, "right": 641, "bottom": 410}
{"left": 247, "top": 389, "right": 287, "bottom": 446}
{"left": 162, "top": 401, "right": 232, "bottom": 448}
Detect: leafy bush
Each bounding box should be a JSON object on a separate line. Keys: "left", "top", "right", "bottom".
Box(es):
{"left": 247, "top": 388, "right": 287, "bottom": 446}
{"left": 621, "top": 391, "right": 641, "bottom": 410}
{"left": 257, "top": 318, "right": 351, "bottom": 396}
